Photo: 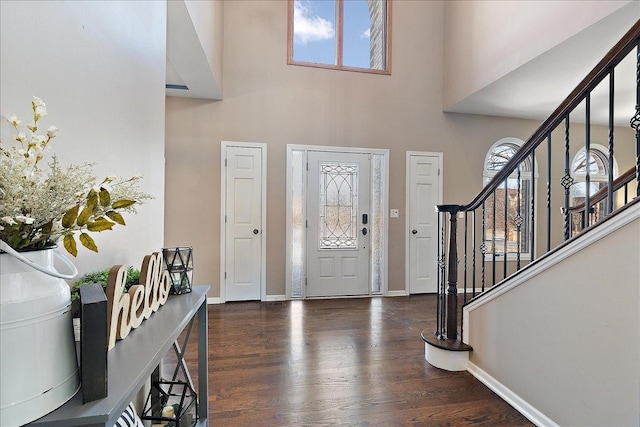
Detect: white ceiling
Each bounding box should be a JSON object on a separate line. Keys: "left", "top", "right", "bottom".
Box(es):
{"left": 445, "top": 5, "right": 639, "bottom": 126}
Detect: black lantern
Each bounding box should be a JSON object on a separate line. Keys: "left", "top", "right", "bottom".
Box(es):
{"left": 141, "top": 380, "right": 197, "bottom": 427}
{"left": 162, "top": 247, "right": 193, "bottom": 295}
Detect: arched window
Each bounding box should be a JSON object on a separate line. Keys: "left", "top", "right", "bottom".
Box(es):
{"left": 483, "top": 138, "right": 535, "bottom": 259}
{"left": 570, "top": 145, "right": 618, "bottom": 232}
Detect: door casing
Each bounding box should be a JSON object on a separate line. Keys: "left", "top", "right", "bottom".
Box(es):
{"left": 220, "top": 141, "right": 267, "bottom": 303}
{"left": 405, "top": 151, "right": 443, "bottom": 294}
{"left": 286, "top": 145, "right": 389, "bottom": 299}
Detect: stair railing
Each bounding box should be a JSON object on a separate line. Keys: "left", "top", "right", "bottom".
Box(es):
{"left": 425, "top": 20, "right": 640, "bottom": 349}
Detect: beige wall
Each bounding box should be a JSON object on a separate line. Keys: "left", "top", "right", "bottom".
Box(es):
{"left": 466, "top": 205, "right": 640, "bottom": 426}
{"left": 1, "top": 0, "right": 167, "bottom": 278}
{"left": 166, "top": 0, "right": 555, "bottom": 297}
{"left": 443, "top": 0, "right": 632, "bottom": 109}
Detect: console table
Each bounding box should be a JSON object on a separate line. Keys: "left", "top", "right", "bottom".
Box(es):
{"left": 30, "top": 286, "right": 210, "bottom": 426}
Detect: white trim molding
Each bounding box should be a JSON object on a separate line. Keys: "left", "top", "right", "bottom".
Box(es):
{"left": 220, "top": 141, "right": 268, "bottom": 303}
{"left": 467, "top": 362, "right": 559, "bottom": 427}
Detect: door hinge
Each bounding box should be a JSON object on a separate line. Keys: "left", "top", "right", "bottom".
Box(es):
{"left": 305, "top": 220, "right": 308, "bottom": 228}
{"left": 305, "top": 277, "right": 307, "bottom": 287}
{"left": 438, "top": 168, "right": 441, "bottom": 176}
{"left": 225, "top": 215, "right": 227, "bottom": 223}
{"left": 224, "top": 272, "right": 227, "bottom": 279}
{"left": 306, "top": 162, "right": 309, "bottom": 171}
{"left": 225, "top": 158, "right": 227, "bottom": 167}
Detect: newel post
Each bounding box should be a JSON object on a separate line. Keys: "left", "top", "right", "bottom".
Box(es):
{"left": 446, "top": 207, "right": 459, "bottom": 340}
{"left": 439, "top": 204, "right": 461, "bottom": 340}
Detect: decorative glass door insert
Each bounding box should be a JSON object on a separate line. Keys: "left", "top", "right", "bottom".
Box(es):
{"left": 319, "top": 162, "right": 359, "bottom": 249}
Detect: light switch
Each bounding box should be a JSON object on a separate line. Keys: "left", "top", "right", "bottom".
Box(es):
{"left": 390, "top": 209, "right": 399, "bottom": 218}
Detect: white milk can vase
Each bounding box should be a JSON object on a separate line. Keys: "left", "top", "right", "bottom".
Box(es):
{"left": 0, "top": 241, "right": 80, "bottom": 426}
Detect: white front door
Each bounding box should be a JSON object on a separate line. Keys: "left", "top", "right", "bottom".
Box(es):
{"left": 306, "top": 151, "right": 370, "bottom": 297}
{"left": 224, "top": 145, "right": 264, "bottom": 301}
{"left": 407, "top": 153, "right": 441, "bottom": 294}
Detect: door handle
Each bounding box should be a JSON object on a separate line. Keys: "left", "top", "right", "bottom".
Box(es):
{"left": 412, "top": 229, "right": 418, "bottom": 234}
{"left": 253, "top": 229, "right": 259, "bottom": 234}
{"left": 362, "top": 227, "right": 368, "bottom": 236}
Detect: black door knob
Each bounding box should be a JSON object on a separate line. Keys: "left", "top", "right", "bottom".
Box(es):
{"left": 412, "top": 229, "right": 418, "bottom": 234}
{"left": 362, "top": 227, "right": 368, "bottom": 235}
{"left": 253, "top": 229, "right": 259, "bottom": 234}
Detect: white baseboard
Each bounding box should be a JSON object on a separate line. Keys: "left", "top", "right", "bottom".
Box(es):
{"left": 386, "top": 290, "right": 408, "bottom": 297}
{"left": 265, "top": 294, "right": 286, "bottom": 301}
{"left": 207, "top": 297, "right": 221, "bottom": 304}
{"left": 467, "top": 362, "right": 558, "bottom": 427}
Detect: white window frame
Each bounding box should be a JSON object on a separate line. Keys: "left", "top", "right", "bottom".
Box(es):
{"left": 570, "top": 144, "right": 619, "bottom": 203}
{"left": 482, "top": 137, "right": 537, "bottom": 262}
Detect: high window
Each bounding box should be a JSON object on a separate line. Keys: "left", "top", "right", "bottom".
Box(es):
{"left": 288, "top": 0, "right": 391, "bottom": 74}
{"left": 483, "top": 138, "right": 535, "bottom": 260}
{"left": 570, "top": 145, "right": 618, "bottom": 232}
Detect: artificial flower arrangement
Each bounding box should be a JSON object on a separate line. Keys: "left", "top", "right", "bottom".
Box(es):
{"left": 0, "top": 97, "right": 152, "bottom": 256}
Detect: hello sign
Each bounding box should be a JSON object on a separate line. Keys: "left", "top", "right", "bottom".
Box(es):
{"left": 105, "top": 252, "right": 171, "bottom": 350}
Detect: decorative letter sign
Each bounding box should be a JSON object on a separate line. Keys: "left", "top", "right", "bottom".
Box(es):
{"left": 106, "top": 252, "right": 171, "bottom": 350}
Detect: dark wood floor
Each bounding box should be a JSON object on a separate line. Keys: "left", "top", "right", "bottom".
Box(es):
{"left": 176, "top": 295, "right": 533, "bottom": 426}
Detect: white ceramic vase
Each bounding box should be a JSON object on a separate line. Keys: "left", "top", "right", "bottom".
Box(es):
{"left": 0, "top": 244, "right": 80, "bottom": 426}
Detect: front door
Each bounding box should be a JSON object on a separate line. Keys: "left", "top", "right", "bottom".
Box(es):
{"left": 224, "top": 144, "right": 264, "bottom": 301}
{"left": 306, "top": 151, "right": 370, "bottom": 297}
{"left": 407, "top": 152, "right": 441, "bottom": 294}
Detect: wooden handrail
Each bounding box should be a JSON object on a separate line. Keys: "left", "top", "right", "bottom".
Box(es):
{"left": 448, "top": 19, "right": 640, "bottom": 213}
{"left": 566, "top": 166, "right": 637, "bottom": 213}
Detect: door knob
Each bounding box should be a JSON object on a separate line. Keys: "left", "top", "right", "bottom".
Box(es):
{"left": 412, "top": 229, "right": 417, "bottom": 234}
{"left": 362, "top": 227, "right": 368, "bottom": 236}
{"left": 253, "top": 229, "right": 259, "bottom": 234}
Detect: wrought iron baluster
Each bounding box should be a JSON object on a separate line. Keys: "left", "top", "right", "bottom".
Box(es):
{"left": 472, "top": 210, "right": 477, "bottom": 298}
{"left": 633, "top": 42, "right": 640, "bottom": 197}
{"left": 561, "top": 120, "right": 573, "bottom": 241}
{"left": 463, "top": 212, "right": 468, "bottom": 304}
{"left": 548, "top": 133, "right": 554, "bottom": 250}
{"left": 607, "top": 69, "right": 615, "bottom": 215}
{"left": 480, "top": 201, "right": 486, "bottom": 293}
{"left": 492, "top": 191, "right": 496, "bottom": 287}
{"left": 446, "top": 209, "right": 458, "bottom": 340}
{"left": 585, "top": 92, "right": 592, "bottom": 228}
{"left": 530, "top": 148, "right": 536, "bottom": 262}
{"left": 503, "top": 178, "right": 508, "bottom": 280}
{"left": 515, "top": 165, "right": 522, "bottom": 270}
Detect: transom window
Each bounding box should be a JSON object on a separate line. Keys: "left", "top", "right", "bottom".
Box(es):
{"left": 288, "top": 0, "right": 391, "bottom": 74}
{"left": 483, "top": 138, "right": 535, "bottom": 259}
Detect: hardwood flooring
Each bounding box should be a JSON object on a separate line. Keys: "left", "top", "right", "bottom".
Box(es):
{"left": 177, "top": 295, "right": 533, "bottom": 426}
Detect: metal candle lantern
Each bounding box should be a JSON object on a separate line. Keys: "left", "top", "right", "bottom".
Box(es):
{"left": 141, "top": 380, "right": 197, "bottom": 427}
{"left": 162, "top": 247, "right": 193, "bottom": 295}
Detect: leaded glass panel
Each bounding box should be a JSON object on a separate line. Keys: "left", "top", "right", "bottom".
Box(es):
{"left": 319, "top": 162, "right": 358, "bottom": 249}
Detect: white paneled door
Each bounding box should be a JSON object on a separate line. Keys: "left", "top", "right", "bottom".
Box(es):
{"left": 224, "top": 145, "right": 264, "bottom": 301}
{"left": 306, "top": 151, "right": 370, "bottom": 297}
{"left": 407, "top": 153, "right": 441, "bottom": 294}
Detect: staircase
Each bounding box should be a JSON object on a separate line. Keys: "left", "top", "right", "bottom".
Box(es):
{"left": 423, "top": 19, "right": 640, "bottom": 426}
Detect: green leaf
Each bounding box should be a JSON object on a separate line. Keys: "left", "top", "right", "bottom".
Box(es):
{"left": 63, "top": 234, "right": 78, "bottom": 257}
{"left": 87, "top": 189, "right": 98, "bottom": 208}
{"left": 87, "top": 218, "right": 114, "bottom": 232}
{"left": 106, "top": 211, "right": 126, "bottom": 226}
{"left": 99, "top": 188, "right": 110, "bottom": 207}
{"left": 62, "top": 205, "right": 79, "bottom": 229}
{"left": 77, "top": 205, "right": 92, "bottom": 227}
{"left": 112, "top": 199, "right": 136, "bottom": 209}
{"left": 79, "top": 233, "right": 98, "bottom": 252}
{"left": 41, "top": 220, "right": 53, "bottom": 234}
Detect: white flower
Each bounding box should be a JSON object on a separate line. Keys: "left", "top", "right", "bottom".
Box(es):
{"left": 15, "top": 215, "right": 35, "bottom": 224}
{"left": 32, "top": 97, "right": 45, "bottom": 108}
{"left": 46, "top": 126, "right": 58, "bottom": 138}
{"left": 1, "top": 216, "right": 17, "bottom": 225}
{"left": 7, "top": 115, "right": 21, "bottom": 127}
{"left": 15, "top": 132, "right": 26, "bottom": 142}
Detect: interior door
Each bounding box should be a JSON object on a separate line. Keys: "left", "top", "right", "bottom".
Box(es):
{"left": 225, "top": 145, "right": 263, "bottom": 301}
{"left": 408, "top": 153, "right": 441, "bottom": 294}
{"left": 306, "top": 151, "right": 370, "bottom": 297}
